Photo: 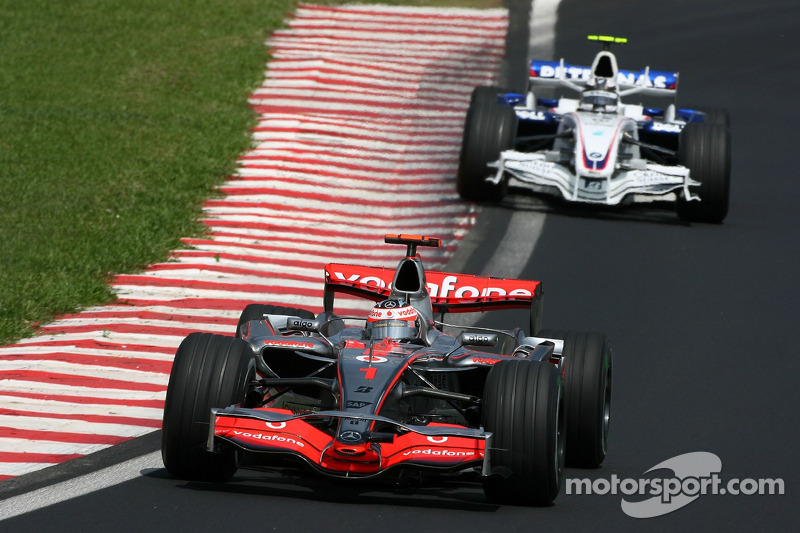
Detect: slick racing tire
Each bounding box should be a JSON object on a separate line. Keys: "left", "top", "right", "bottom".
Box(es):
{"left": 457, "top": 86, "right": 518, "bottom": 202}
{"left": 235, "top": 303, "right": 315, "bottom": 337}
{"left": 540, "top": 329, "right": 612, "bottom": 468}
{"left": 699, "top": 107, "right": 730, "bottom": 131}
{"left": 162, "top": 332, "right": 255, "bottom": 481}
{"left": 482, "top": 359, "right": 564, "bottom": 506}
{"left": 676, "top": 119, "right": 731, "bottom": 223}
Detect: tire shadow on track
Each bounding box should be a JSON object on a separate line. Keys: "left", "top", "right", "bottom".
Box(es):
{"left": 144, "top": 466, "right": 504, "bottom": 512}
{"left": 495, "top": 188, "right": 693, "bottom": 226}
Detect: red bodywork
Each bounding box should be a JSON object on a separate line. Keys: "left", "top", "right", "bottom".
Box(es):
{"left": 325, "top": 264, "right": 541, "bottom": 312}
{"left": 214, "top": 410, "right": 485, "bottom": 476}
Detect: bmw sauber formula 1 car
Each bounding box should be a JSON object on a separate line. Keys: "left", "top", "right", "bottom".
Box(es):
{"left": 161, "top": 235, "right": 612, "bottom": 506}
{"left": 457, "top": 35, "right": 731, "bottom": 223}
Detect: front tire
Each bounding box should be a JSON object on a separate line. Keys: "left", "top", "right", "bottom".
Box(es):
{"left": 161, "top": 332, "right": 255, "bottom": 480}
{"left": 540, "top": 329, "right": 612, "bottom": 468}
{"left": 457, "top": 86, "right": 517, "bottom": 202}
{"left": 676, "top": 119, "right": 731, "bottom": 223}
{"left": 482, "top": 359, "right": 564, "bottom": 506}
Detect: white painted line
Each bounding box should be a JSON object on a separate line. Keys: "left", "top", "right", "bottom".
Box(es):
{"left": 0, "top": 382, "right": 165, "bottom": 401}
{"left": 0, "top": 415, "right": 156, "bottom": 437}
{"left": 0, "top": 397, "right": 162, "bottom": 420}
{"left": 35, "top": 317, "right": 231, "bottom": 333}
{"left": 484, "top": 210, "right": 546, "bottom": 279}
{"left": 0, "top": 439, "right": 111, "bottom": 457}
{"left": 529, "top": 0, "right": 562, "bottom": 61}
{"left": 0, "top": 361, "right": 167, "bottom": 385}
{"left": 0, "top": 451, "right": 162, "bottom": 520}
{"left": 10, "top": 331, "right": 186, "bottom": 348}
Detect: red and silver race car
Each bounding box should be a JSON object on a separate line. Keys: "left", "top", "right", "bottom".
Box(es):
{"left": 161, "top": 235, "right": 612, "bottom": 506}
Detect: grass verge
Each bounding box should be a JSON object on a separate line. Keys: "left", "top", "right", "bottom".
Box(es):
{"left": 0, "top": 0, "right": 504, "bottom": 344}
{"left": 0, "top": 0, "right": 300, "bottom": 343}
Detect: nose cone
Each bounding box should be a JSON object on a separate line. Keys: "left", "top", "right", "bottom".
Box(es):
{"left": 321, "top": 438, "right": 382, "bottom": 474}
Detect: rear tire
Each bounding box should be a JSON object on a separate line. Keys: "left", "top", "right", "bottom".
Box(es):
{"left": 236, "top": 303, "right": 315, "bottom": 337}
{"left": 540, "top": 329, "right": 612, "bottom": 468}
{"left": 676, "top": 120, "right": 731, "bottom": 223}
{"left": 457, "top": 86, "right": 517, "bottom": 202}
{"left": 161, "top": 332, "right": 255, "bottom": 480}
{"left": 700, "top": 107, "right": 730, "bottom": 130}
{"left": 482, "top": 359, "right": 564, "bottom": 506}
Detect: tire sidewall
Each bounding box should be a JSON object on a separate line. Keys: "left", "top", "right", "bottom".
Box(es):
{"left": 677, "top": 119, "right": 731, "bottom": 223}
{"left": 457, "top": 86, "right": 517, "bottom": 201}
{"left": 482, "top": 359, "right": 563, "bottom": 505}
{"left": 540, "top": 329, "right": 611, "bottom": 468}
{"left": 161, "top": 332, "right": 255, "bottom": 480}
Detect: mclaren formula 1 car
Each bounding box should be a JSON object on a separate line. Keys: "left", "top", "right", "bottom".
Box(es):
{"left": 457, "top": 35, "right": 731, "bottom": 223}
{"left": 161, "top": 235, "right": 612, "bottom": 506}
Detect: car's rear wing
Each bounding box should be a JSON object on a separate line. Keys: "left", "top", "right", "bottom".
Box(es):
{"left": 530, "top": 59, "right": 679, "bottom": 99}
{"left": 324, "top": 263, "right": 542, "bottom": 314}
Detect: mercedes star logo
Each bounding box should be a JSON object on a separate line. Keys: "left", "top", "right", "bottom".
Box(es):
{"left": 340, "top": 431, "right": 361, "bottom": 442}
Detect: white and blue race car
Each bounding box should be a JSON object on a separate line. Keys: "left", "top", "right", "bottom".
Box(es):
{"left": 457, "top": 35, "right": 731, "bottom": 223}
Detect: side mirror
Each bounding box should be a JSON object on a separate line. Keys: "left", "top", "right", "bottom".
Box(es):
{"left": 287, "top": 317, "right": 320, "bottom": 333}
{"left": 458, "top": 332, "right": 498, "bottom": 347}
{"left": 513, "top": 341, "right": 555, "bottom": 362}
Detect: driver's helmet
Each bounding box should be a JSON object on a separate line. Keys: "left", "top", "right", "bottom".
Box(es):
{"left": 365, "top": 299, "right": 420, "bottom": 341}
{"left": 580, "top": 78, "right": 618, "bottom": 112}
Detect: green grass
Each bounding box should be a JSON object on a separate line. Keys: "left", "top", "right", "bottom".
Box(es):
{"left": 0, "top": 0, "right": 298, "bottom": 343}
{"left": 0, "top": 0, "right": 503, "bottom": 344}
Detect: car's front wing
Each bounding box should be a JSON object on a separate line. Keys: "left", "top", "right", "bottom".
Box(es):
{"left": 489, "top": 150, "right": 699, "bottom": 205}
{"left": 209, "top": 407, "right": 490, "bottom": 478}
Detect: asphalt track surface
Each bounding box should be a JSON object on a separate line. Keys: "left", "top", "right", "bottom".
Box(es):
{"left": 2, "top": 0, "right": 798, "bottom": 530}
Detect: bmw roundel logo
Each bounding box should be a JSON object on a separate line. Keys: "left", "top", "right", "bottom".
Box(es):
{"left": 589, "top": 152, "right": 603, "bottom": 159}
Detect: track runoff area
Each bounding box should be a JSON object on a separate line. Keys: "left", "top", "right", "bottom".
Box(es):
{"left": 0, "top": 5, "right": 507, "bottom": 481}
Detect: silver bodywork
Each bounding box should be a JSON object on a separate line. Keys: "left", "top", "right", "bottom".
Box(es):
{"left": 490, "top": 51, "right": 700, "bottom": 205}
